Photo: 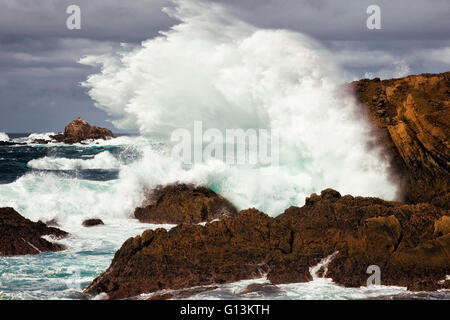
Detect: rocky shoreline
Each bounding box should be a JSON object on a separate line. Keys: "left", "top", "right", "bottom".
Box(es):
{"left": 0, "top": 208, "right": 68, "bottom": 256}
{"left": 85, "top": 188, "right": 450, "bottom": 299}
{"left": 0, "top": 72, "right": 448, "bottom": 299}
{"left": 84, "top": 72, "right": 449, "bottom": 299}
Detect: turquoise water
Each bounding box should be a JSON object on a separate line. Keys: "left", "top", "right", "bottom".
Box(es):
{"left": 0, "top": 134, "right": 171, "bottom": 299}
{"left": 0, "top": 220, "right": 168, "bottom": 300}
{"left": 0, "top": 134, "right": 448, "bottom": 300}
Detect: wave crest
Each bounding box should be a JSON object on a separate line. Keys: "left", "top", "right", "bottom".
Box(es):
{"left": 79, "top": 0, "right": 398, "bottom": 211}
{"left": 0, "top": 132, "right": 9, "bottom": 142}
{"left": 27, "top": 151, "right": 120, "bottom": 170}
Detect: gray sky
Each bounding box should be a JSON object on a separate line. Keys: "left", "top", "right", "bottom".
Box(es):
{"left": 0, "top": 0, "right": 449, "bottom": 132}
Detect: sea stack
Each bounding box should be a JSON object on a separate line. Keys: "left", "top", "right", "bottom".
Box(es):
{"left": 50, "top": 117, "right": 114, "bottom": 144}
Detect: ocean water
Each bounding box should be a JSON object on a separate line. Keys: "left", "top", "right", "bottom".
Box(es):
{"left": 0, "top": 134, "right": 448, "bottom": 300}
{"left": 0, "top": 0, "right": 447, "bottom": 301}
{"left": 0, "top": 134, "right": 176, "bottom": 300}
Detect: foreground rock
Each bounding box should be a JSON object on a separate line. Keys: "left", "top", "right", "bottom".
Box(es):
{"left": 82, "top": 219, "right": 104, "bottom": 227}
{"left": 50, "top": 117, "right": 114, "bottom": 144}
{"left": 134, "top": 184, "right": 238, "bottom": 224}
{"left": 85, "top": 189, "right": 450, "bottom": 299}
{"left": 353, "top": 72, "right": 449, "bottom": 207}
{"left": 0, "top": 207, "right": 68, "bottom": 256}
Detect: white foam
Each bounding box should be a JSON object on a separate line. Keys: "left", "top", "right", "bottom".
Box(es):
{"left": 76, "top": 135, "right": 147, "bottom": 147}
{"left": 79, "top": 0, "right": 398, "bottom": 214}
{"left": 0, "top": 172, "right": 141, "bottom": 228}
{"left": 0, "top": 0, "right": 400, "bottom": 233}
{"left": 93, "top": 293, "right": 109, "bottom": 300}
{"left": 309, "top": 251, "right": 339, "bottom": 280}
{"left": 1, "top": 0, "right": 400, "bottom": 223}
{"left": 0, "top": 132, "right": 9, "bottom": 142}
{"left": 19, "top": 132, "right": 57, "bottom": 144}
{"left": 27, "top": 151, "right": 120, "bottom": 170}
{"left": 11, "top": 132, "right": 145, "bottom": 148}
{"left": 180, "top": 277, "right": 410, "bottom": 300}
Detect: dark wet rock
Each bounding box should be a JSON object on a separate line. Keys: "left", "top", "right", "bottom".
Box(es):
{"left": 0, "top": 207, "right": 68, "bottom": 256}
{"left": 31, "top": 139, "right": 50, "bottom": 144}
{"left": 86, "top": 208, "right": 271, "bottom": 299}
{"left": 44, "top": 218, "right": 60, "bottom": 227}
{"left": 134, "top": 183, "right": 238, "bottom": 224}
{"left": 49, "top": 133, "right": 64, "bottom": 142}
{"left": 431, "top": 193, "right": 450, "bottom": 210}
{"left": 50, "top": 117, "right": 114, "bottom": 144}
{"left": 82, "top": 219, "right": 104, "bottom": 227}
{"left": 85, "top": 190, "right": 450, "bottom": 299}
{"left": 0, "top": 141, "right": 25, "bottom": 146}
{"left": 274, "top": 193, "right": 449, "bottom": 292}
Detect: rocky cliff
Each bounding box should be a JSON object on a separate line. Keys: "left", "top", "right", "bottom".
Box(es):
{"left": 352, "top": 72, "right": 449, "bottom": 206}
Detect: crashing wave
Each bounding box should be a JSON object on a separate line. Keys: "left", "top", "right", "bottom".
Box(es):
{"left": 78, "top": 0, "right": 397, "bottom": 215}
{"left": 0, "top": 132, "right": 9, "bottom": 142}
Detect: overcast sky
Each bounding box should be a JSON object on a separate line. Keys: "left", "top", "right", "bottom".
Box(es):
{"left": 0, "top": 0, "right": 449, "bottom": 132}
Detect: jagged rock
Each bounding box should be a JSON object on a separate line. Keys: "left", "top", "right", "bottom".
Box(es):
{"left": 352, "top": 72, "right": 450, "bottom": 206}
{"left": 50, "top": 117, "right": 114, "bottom": 144}
{"left": 82, "top": 219, "right": 104, "bottom": 227}
{"left": 276, "top": 192, "right": 449, "bottom": 291}
{"left": 86, "top": 208, "right": 272, "bottom": 299}
{"left": 85, "top": 189, "right": 450, "bottom": 299}
{"left": 134, "top": 183, "right": 238, "bottom": 224}
{"left": 0, "top": 207, "right": 68, "bottom": 256}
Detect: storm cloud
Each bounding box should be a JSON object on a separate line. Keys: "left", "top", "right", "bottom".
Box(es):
{"left": 0, "top": 0, "right": 449, "bottom": 132}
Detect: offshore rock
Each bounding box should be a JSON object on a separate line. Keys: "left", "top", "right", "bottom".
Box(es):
{"left": 50, "top": 117, "right": 114, "bottom": 144}
{"left": 82, "top": 219, "right": 104, "bottom": 227}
